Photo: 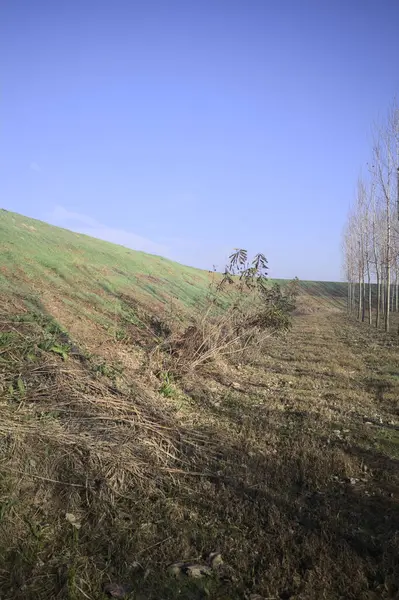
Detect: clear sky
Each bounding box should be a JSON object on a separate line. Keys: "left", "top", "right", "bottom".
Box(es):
{"left": 1, "top": 0, "right": 399, "bottom": 280}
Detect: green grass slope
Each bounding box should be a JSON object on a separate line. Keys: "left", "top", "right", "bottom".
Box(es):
{"left": 0, "top": 209, "right": 218, "bottom": 317}
{"left": 0, "top": 209, "right": 347, "bottom": 317}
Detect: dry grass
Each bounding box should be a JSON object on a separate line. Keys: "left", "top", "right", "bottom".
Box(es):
{"left": 0, "top": 293, "right": 399, "bottom": 599}
{"left": 154, "top": 289, "right": 291, "bottom": 376}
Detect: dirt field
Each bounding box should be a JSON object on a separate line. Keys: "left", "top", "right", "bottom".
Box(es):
{"left": 0, "top": 294, "right": 398, "bottom": 599}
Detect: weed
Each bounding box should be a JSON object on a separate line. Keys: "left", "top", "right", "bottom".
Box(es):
{"left": 93, "top": 360, "right": 124, "bottom": 379}
{"left": 159, "top": 371, "right": 175, "bottom": 398}
{"left": 94, "top": 362, "right": 114, "bottom": 377}
{"left": 0, "top": 498, "right": 17, "bottom": 522}
{"left": 0, "top": 331, "right": 15, "bottom": 347}
{"left": 50, "top": 343, "right": 70, "bottom": 361}
{"left": 7, "top": 377, "right": 27, "bottom": 401}
{"left": 16, "top": 377, "right": 26, "bottom": 396}
{"left": 115, "top": 328, "right": 127, "bottom": 342}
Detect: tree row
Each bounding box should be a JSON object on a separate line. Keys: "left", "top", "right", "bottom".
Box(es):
{"left": 342, "top": 102, "right": 399, "bottom": 332}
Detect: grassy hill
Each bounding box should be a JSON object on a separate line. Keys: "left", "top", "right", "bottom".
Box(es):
{"left": 0, "top": 209, "right": 217, "bottom": 318}
{"left": 3, "top": 210, "right": 398, "bottom": 600}
{"left": 0, "top": 208, "right": 347, "bottom": 318}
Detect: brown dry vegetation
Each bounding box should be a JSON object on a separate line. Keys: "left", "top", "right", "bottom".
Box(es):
{"left": 0, "top": 289, "right": 399, "bottom": 600}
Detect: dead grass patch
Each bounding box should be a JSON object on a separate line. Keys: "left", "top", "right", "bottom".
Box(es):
{"left": 0, "top": 299, "right": 399, "bottom": 599}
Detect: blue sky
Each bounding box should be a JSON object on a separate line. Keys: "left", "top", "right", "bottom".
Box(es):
{"left": 1, "top": 0, "right": 399, "bottom": 280}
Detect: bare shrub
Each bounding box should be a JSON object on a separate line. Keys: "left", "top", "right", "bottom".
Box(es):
{"left": 159, "top": 250, "right": 300, "bottom": 374}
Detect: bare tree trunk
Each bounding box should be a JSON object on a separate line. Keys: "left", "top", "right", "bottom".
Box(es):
{"left": 391, "top": 282, "right": 395, "bottom": 313}
{"left": 395, "top": 267, "right": 399, "bottom": 311}
{"left": 382, "top": 272, "right": 386, "bottom": 318}
{"left": 347, "top": 282, "right": 351, "bottom": 314}
{"left": 376, "top": 270, "right": 381, "bottom": 328}
{"left": 362, "top": 271, "right": 366, "bottom": 322}
{"left": 349, "top": 281, "right": 353, "bottom": 312}
{"left": 386, "top": 254, "right": 391, "bottom": 332}
{"left": 389, "top": 280, "right": 395, "bottom": 314}
{"left": 367, "top": 263, "right": 372, "bottom": 325}
{"left": 358, "top": 275, "right": 362, "bottom": 321}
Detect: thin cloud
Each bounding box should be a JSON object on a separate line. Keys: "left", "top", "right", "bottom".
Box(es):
{"left": 159, "top": 235, "right": 232, "bottom": 271}
{"left": 29, "top": 162, "right": 41, "bottom": 172}
{"left": 48, "top": 206, "right": 169, "bottom": 256}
